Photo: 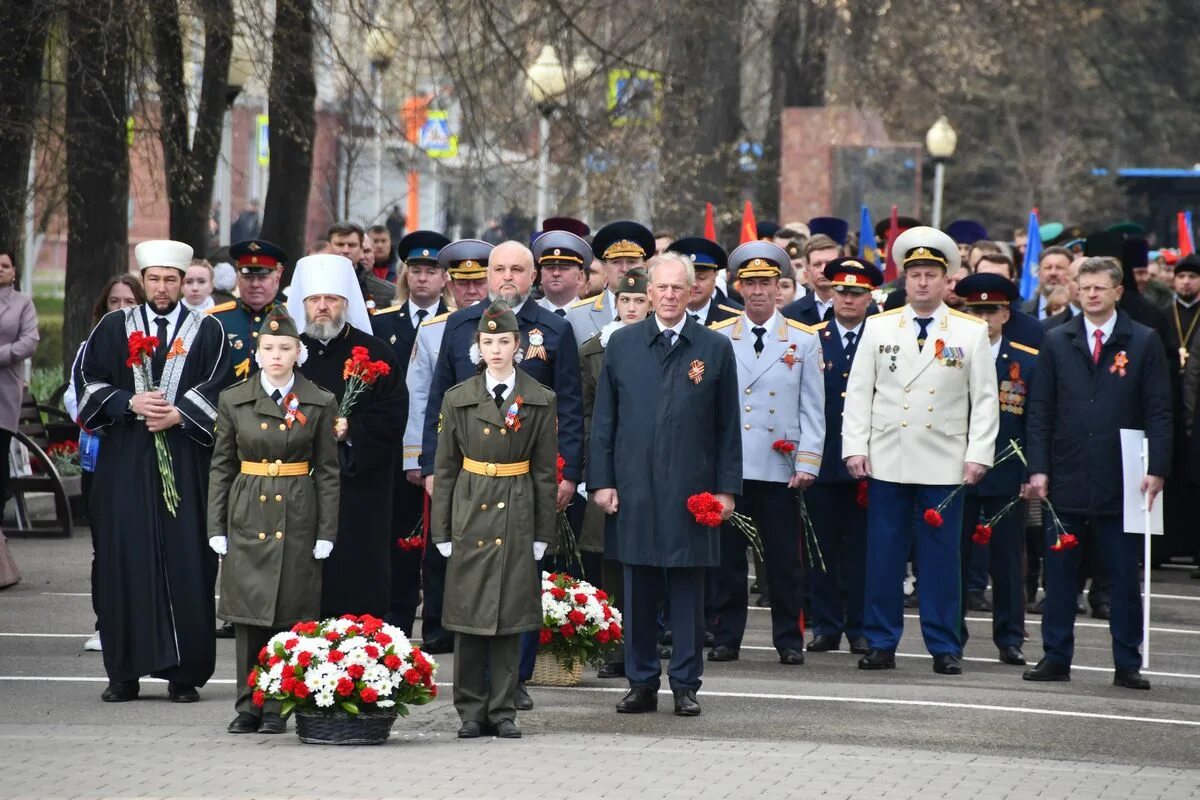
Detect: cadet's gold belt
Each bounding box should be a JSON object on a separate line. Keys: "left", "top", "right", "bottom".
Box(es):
{"left": 461, "top": 457, "right": 530, "bottom": 477}
{"left": 241, "top": 460, "right": 310, "bottom": 477}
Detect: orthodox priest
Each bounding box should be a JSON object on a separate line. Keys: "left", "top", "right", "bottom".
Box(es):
{"left": 290, "top": 253, "right": 405, "bottom": 619}
{"left": 73, "top": 239, "right": 231, "bottom": 703}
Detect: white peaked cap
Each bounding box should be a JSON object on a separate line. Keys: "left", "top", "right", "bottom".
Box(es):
{"left": 287, "top": 253, "right": 373, "bottom": 336}
{"left": 134, "top": 240, "right": 194, "bottom": 272}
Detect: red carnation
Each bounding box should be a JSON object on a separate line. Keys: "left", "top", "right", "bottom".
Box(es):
{"left": 560, "top": 623, "right": 576, "bottom": 638}
{"left": 697, "top": 511, "right": 722, "bottom": 527}
{"left": 430, "top": 684, "right": 438, "bottom": 698}
{"left": 596, "top": 589, "right": 608, "bottom": 602}
{"left": 374, "top": 632, "right": 392, "bottom": 646}
{"left": 351, "top": 346, "right": 371, "bottom": 363}
{"left": 412, "top": 652, "right": 432, "bottom": 674}
{"left": 267, "top": 655, "right": 281, "bottom": 668}
{"left": 1051, "top": 532, "right": 1079, "bottom": 552}
{"left": 324, "top": 631, "right": 340, "bottom": 642}
{"left": 556, "top": 454, "right": 565, "bottom": 484}
{"left": 608, "top": 622, "right": 622, "bottom": 639}
{"left": 547, "top": 572, "right": 559, "bottom": 582}
{"left": 972, "top": 524, "right": 993, "bottom": 545}
{"left": 384, "top": 654, "right": 402, "bottom": 671}
{"left": 257, "top": 646, "right": 269, "bottom": 665}
{"left": 360, "top": 687, "right": 379, "bottom": 703}
{"left": 856, "top": 480, "right": 869, "bottom": 508}
{"left": 568, "top": 609, "right": 586, "bottom": 625}
{"left": 346, "top": 625, "right": 362, "bottom": 637}
{"left": 539, "top": 627, "right": 553, "bottom": 645}
{"left": 280, "top": 677, "right": 294, "bottom": 693}
{"left": 686, "top": 492, "right": 716, "bottom": 515}
{"left": 347, "top": 664, "right": 365, "bottom": 680}
{"left": 403, "top": 668, "right": 422, "bottom": 685}
{"left": 281, "top": 664, "right": 295, "bottom": 679}
{"left": 284, "top": 637, "right": 299, "bottom": 651}
{"left": 603, "top": 606, "right": 613, "bottom": 620}
{"left": 573, "top": 592, "right": 588, "bottom": 604}
{"left": 246, "top": 670, "right": 258, "bottom": 688}
{"left": 252, "top": 690, "right": 265, "bottom": 707}
{"left": 364, "top": 644, "right": 380, "bottom": 659}
{"left": 327, "top": 649, "right": 345, "bottom": 663}
{"left": 923, "top": 509, "right": 943, "bottom": 527}
{"left": 335, "top": 677, "right": 354, "bottom": 697}
{"left": 772, "top": 439, "right": 796, "bottom": 454}
{"left": 550, "top": 586, "right": 567, "bottom": 600}
{"left": 596, "top": 629, "right": 611, "bottom": 644}
{"left": 292, "top": 682, "right": 310, "bottom": 699}
{"left": 297, "top": 651, "right": 313, "bottom": 667}
{"left": 361, "top": 616, "right": 383, "bottom": 633}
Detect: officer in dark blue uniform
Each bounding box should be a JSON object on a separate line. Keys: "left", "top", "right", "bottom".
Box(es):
{"left": 369, "top": 230, "right": 451, "bottom": 635}
{"left": 669, "top": 237, "right": 742, "bottom": 326}
{"left": 806, "top": 257, "right": 883, "bottom": 654}
{"left": 208, "top": 239, "right": 289, "bottom": 384}
{"left": 954, "top": 273, "right": 1037, "bottom": 666}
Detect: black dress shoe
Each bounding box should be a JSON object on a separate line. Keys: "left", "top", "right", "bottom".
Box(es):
{"left": 933, "top": 653, "right": 962, "bottom": 675}
{"left": 1027, "top": 598, "right": 1044, "bottom": 615}
{"left": 998, "top": 645, "right": 1027, "bottom": 665}
{"left": 258, "top": 712, "right": 286, "bottom": 734}
{"left": 858, "top": 648, "right": 896, "bottom": 670}
{"left": 227, "top": 713, "right": 260, "bottom": 734}
{"left": 1022, "top": 658, "right": 1070, "bottom": 682}
{"left": 807, "top": 634, "right": 841, "bottom": 652}
{"left": 168, "top": 683, "right": 199, "bottom": 703}
{"left": 903, "top": 592, "right": 919, "bottom": 608}
{"left": 660, "top": 629, "right": 673, "bottom": 646}
{"left": 215, "top": 621, "right": 236, "bottom": 639}
{"left": 1113, "top": 669, "right": 1151, "bottom": 690}
{"left": 657, "top": 645, "right": 672, "bottom": 660}
{"left": 1091, "top": 603, "right": 1111, "bottom": 621}
{"left": 849, "top": 636, "right": 870, "bottom": 654}
{"left": 703, "top": 631, "right": 715, "bottom": 648}
{"left": 422, "top": 636, "right": 454, "bottom": 655}
{"left": 755, "top": 594, "right": 771, "bottom": 608}
{"left": 673, "top": 688, "right": 701, "bottom": 717}
{"left": 514, "top": 681, "right": 533, "bottom": 711}
{"left": 967, "top": 591, "right": 993, "bottom": 612}
{"left": 100, "top": 680, "right": 139, "bottom": 702}
{"left": 616, "top": 686, "right": 658, "bottom": 714}
{"left": 457, "top": 721, "right": 483, "bottom": 738}
{"left": 597, "top": 662, "right": 625, "bottom": 679}
{"left": 779, "top": 648, "right": 805, "bottom": 665}
{"left": 707, "top": 645, "right": 739, "bottom": 662}
{"left": 494, "top": 719, "right": 522, "bottom": 738}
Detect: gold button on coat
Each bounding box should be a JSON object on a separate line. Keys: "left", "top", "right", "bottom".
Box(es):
{"left": 480, "top": 503, "right": 488, "bottom": 510}
{"left": 500, "top": 429, "right": 507, "bottom": 436}
{"left": 494, "top": 538, "right": 502, "bottom": 546}
{"left": 744, "top": 424, "right": 751, "bottom": 430}
{"left": 275, "top": 531, "right": 283, "bottom": 539}
{"left": 901, "top": 421, "right": 908, "bottom": 427}
{"left": 477, "top": 540, "right": 484, "bottom": 547}
{"left": 483, "top": 427, "right": 491, "bottom": 435}
{"left": 259, "top": 495, "right": 266, "bottom": 502}
{"left": 275, "top": 494, "right": 283, "bottom": 502}
{"left": 497, "top": 502, "right": 506, "bottom": 509}
{"left": 257, "top": 532, "right": 266, "bottom": 540}
{"left": 260, "top": 422, "right": 268, "bottom": 430}
{"left": 279, "top": 423, "right": 286, "bottom": 431}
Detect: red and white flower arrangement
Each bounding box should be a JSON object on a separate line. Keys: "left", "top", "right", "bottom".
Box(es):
{"left": 539, "top": 572, "right": 623, "bottom": 670}
{"left": 249, "top": 613, "right": 437, "bottom": 718}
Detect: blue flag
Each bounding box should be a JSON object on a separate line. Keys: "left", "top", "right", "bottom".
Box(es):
{"left": 859, "top": 205, "right": 878, "bottom": 264}
{"left": 1020, "top": 208, "right": 1041, "bottom": 301}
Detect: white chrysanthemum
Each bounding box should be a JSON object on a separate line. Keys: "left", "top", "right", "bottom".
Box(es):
{"left": 314, "top": 691, "right": 335, "bottom": 708}
{"left": 376, "top": 699, "right": 396, "bottom": 708}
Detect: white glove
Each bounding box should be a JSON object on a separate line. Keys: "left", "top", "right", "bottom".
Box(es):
{"left": 533, "top": 541, "right": 548, "bottom": 560}
{"left": 436, "top": 542, "right": 452, "bottom": 558}
{"left": 208, "top": 536, "right": 227, "bottom": 556}
{"left": 313, "top": 540, "right": 334, "bottom": 560}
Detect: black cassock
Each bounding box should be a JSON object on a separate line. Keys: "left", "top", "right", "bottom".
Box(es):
{"left": 299, "top": 324, "right": 405, "bottom": 618}
{"left": 74, "top": 305, "right": 230, "bottom": 685}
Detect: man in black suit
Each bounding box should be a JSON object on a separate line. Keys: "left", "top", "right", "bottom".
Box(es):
{"left": 670, "top": 237, "right": 743, "bottom": 325}
{"left": 781, "top": 234, "right": 841, "bottom": 325}
{"left": 1024, "top": 256, "right": 1172, "bottom": 690}
{"left": 1023, "top": 246, "right": 1074, "bottom": 320}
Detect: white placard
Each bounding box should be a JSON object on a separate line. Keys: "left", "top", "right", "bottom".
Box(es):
{"left": 1120, "top": 428, "right": 1163, "bottom": 535}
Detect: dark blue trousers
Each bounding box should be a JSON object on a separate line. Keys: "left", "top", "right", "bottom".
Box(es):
{"left": 807, "top": 482, "right": 867, "bottom": 640}
{"left": 864, "top": 479, "right": 963, "bottom": 656}
{"left": 1041, "top": 513, "right": 1142, "bottom": 670}
{"left": 959, "top": 495, "right": 1025, "bottom": 649}
{"left": 626, "top": 564, "right": 704, "bottom": 692}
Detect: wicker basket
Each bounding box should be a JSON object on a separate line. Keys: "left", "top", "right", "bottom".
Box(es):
{"left": 295, "top": 710, "right": 398, "bottom": 745}
{"left": 529, "top": 652, "right": 583, "bottom": 686}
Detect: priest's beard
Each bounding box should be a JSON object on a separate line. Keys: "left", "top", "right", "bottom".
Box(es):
{"left": 305, "top": 313, "right": 346, "bottom": 341}
{"left": 150, "top": 298, "right": 180, "bottom": 316}
{"left": 489, "top": 289, "right": 529, "bottom": 307}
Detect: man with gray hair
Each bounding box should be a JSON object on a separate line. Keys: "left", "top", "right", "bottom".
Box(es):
{"left": 590, "top": 251, "right": 742, "bottom": 717}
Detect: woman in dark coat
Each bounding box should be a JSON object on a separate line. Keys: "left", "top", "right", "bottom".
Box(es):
{"left": 208, "top": 307, "right": 341, "bottom": 735}
{"left": 431, "top": 300, "right": 557, "bottom": 740}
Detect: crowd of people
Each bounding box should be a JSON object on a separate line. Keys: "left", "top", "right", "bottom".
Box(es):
{"left": 8, "top": 210, "right": 1193, "bottom": 739}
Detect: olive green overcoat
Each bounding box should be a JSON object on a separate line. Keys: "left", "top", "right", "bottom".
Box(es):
{"left": 578, "top": 333, "right": 607, "bottom": 554}
{"left": 431, "top": 370, "right": 558, "bottom": 636}
{"left": 208, "top": 373, "right": 340, "bottom": 627}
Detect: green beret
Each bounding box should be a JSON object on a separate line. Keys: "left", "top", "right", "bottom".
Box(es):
{"left": 477, "top": 300, "right": 520, "bottom": 334}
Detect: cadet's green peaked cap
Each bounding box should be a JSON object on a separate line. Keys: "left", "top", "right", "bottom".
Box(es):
{"left": 615, "top": 267, "right": 649, "bottom": 296}
{"left": 477, "top": 300, "right": 520, "bottom": 334}
{"left": 259, "top": 305, "right": 301, "bottom": 339}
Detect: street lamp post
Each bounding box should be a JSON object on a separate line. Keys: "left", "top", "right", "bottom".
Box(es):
{"left": 925, "top": 115, "right": 957, "bottom": 230}
{"left": 367, "top": 29, "right": 399, "bottom": 223}
{"left": 525, "top": 45, "right": 568, "bottom": 224}
{"left": 219, "top": 41, "right": 252, "bottom": 246}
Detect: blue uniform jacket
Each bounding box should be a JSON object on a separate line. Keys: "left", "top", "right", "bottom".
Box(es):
{"left": 421, "top": 299, "right": 583, "bottom": 481}
{"left": 814, "top": 320, "right": 857, "bottom": 483}
{"left": 973, "top": 338, "right": 1037, "bottom": 497}
{"left": 1026, "top": 311, "right": 1173, "bottom": 515}
{"left": 1002, "top": 308, "right": 1046, "bottom": 350}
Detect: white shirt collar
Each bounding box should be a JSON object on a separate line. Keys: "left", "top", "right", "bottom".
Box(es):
{"left": 540, "top": 296, "right": 574, "bottom": 314}
{"left": 990, "top": 338, "right": 1002, "bottom": 361}
{"left": 744, "top": 311, "right": 778, "bottom": 333}
{"left": 605, "top": 289, "right": 617, "bottom": 310}
{"left": 484, "top": 369, "right": 517, "bottom": 402}
{"left": 834, "top": 318, "right": 864, "bottom": 341}
{"left": 1084, "top": 311, "right": 1118, "bottom": 345}
{"left": 688, "top": 299, "right": 711, "bottom": 323}
{"left": 656, "top": 314, "right": 686, "bottom": 343}
{"left": 814, "top": 294, "right": 834, "bottom": 316}
{"left": 146, "top": 301, "right": 184, "bottom": 331}
{"left": 903, "top": 302, "right": 947, "bottom": 325}
{"left": 260, "top": 371, "right": 295, "bottom": 400}
{"left": 408, "top": 299, "right": 438, "bottom": 324}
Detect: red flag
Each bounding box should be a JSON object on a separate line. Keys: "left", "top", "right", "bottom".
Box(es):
{"left": 703, "top": 202, "right": 716, "bottom": 240}
{"left": 739, "top": 200, "right": 757, "bottom": 244}
{"left": 883, "top": 205, "right": 900, "bottom": 282}
{"left": 1179, "top": 211, "right": 1194, "bottom": 256}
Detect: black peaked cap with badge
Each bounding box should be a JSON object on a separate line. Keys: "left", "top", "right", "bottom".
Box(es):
{"left": 396, "top": 231, "right": 451, "bottom": 266}
{"left": 955, "top": 272, "right": 1018, "bottom": 310}
{"left": 668, "top": 237, "right": 728, "bottom": 272}
{"left": 592, "top": 221, "right": 654, "bottom": 262}
{"left": 823, "top": 257, "right": 884, "bottom": 292}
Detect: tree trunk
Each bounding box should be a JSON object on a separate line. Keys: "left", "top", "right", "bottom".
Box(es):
{"left": 0, "top": 1, "right": 52, "bottom": 269}
{"left": 259, "top": 0, "right": 316, "bottom": 284}
{"left": 65, "top": 0, "right": 130, "bottom": 369}
{"left": 151, "top": 0, "right": 231, "bottom": 258}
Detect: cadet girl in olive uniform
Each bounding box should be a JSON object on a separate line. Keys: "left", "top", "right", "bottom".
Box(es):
{"left": 431, "top": 300, "right": 558, "bottom": 739}
{"left": 207, "top": 307, "right": 341, "bottom": 735}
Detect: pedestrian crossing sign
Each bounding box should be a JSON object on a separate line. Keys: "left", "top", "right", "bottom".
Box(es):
{"left": 419, "top": 111, "right": 458, "bottom": 159}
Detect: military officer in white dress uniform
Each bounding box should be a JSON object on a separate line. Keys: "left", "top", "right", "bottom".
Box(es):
{"left": 842, "top": 226, "right": 999, "bottom": 677}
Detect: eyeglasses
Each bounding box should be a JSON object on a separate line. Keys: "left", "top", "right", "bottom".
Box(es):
{"left": 1077, "top": 284, "right": 1116, "bottom": 294}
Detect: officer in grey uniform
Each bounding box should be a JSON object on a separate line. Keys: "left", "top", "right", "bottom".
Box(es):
{"left": 566, "top": 221, "right": 655, "bottom": 340}
{"left": 534, "top": 230, "right": 593, "bottom": 318}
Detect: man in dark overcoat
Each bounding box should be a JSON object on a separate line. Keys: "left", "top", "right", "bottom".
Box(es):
{"left": 589, "top": 253, "right": 742, "bottom": 717}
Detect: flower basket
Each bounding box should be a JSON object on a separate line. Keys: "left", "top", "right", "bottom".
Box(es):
{"left": 530, "top": 652, "right": 583, "bottom": 687}
{"left": 248, "top": 613, "right": 437, "bottom": 746}
{"left": 535, "top": 571, "right": 622, "bottom": 681}
{"left": 295, "top": 708, "right": 398, "bottom": 745}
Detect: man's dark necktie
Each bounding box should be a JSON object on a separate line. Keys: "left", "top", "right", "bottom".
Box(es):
{"left": 689, "top": 313, "right": 700, "bottom": 325}
{"left": 415, "top": 308, "right": 428, "bottom": 328}
{"left": 844, "top": 330, "right": 858, "bottom": 359}
{"left": 915, "top": 317, "right": 933, "bottom": 351}
{"left": 151, "top": 317, "right": 170, "bottom": 382}
{"left": 493, "top": 383, "right": 507, "bottom": 408}
{"left": 752, "top": 326, "right": 766, "bottom": 356}
{"left": 554, "top": 308, "right": 567, "bottom": 317}
{"left": 271, "top": 389, "right": 283, "bottom": 405}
